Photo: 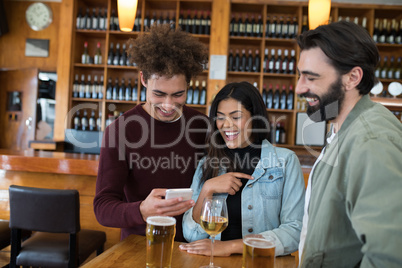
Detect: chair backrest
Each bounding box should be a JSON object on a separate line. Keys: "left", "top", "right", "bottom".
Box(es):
{"left": 9, "top": 185, "right": 80, "bottom": 233}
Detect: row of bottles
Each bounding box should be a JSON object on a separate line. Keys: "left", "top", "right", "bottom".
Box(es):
{"left": 228, "top": 48, "right": 295, "bottom": 74}
{"left": 375, "top": 56, "right": 401, "bottom": 80}
{"left": 178, "top": 10, "right": 211, "bottom": 35}
{"left": 73, "top": 74, "right": 104, "bottom": 99}
{"left": 76, "top": 7, "right": 107, "bottom": 31}
{"left": 229, "top": 13, "right": 299, "bottom": 39}
{"left": 261, "top": 84, "right": 294, "bottom": 110}
{"left": 186, "top": 80, "right": 207, "bottom": 105}
{"left": 81, "top": 42, "right": 102, "bottom": 65}
{"left": 107, "top": 43, "right": 134, "bottom": 66}
{"left": 73, "top": 109, "right": 102, "bottom": 131}
{"left": 373, "top": 18, "right": 402, "bottom": 44}
{"left": 105, "top": 78, "right": 142, "bottom": 101}
{"left": 270, "top": 122, "right": 286, "bottom": 144}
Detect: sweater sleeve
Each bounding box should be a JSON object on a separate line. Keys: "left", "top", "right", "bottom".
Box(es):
{"left": 93, "top": 123, "right": 146, "bottom": 228}
{"left": 261, "top": 151, "right": 305, "bottom": 256}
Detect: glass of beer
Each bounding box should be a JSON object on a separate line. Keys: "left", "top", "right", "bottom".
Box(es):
{"left": 146, "top": 216, "right": 176, "bottom": 268}
{"left": 242, "top": 234, "right": 276, "bottom": 268}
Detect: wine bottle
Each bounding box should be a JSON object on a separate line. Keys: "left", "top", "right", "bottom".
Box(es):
{"left": 150, "top": 11, "right": 156, "bottom": 26}
{"left": 275, "top": 49, "right": 282, "bottom": 73}
{"left": 205, "top": 10, "right": 211, "bottom": 35}
{"left": 118, "top": 78, "right": 125, "bottom": 101}
{"left": 375, "top": 56, "right": 381, "bottom": 78}
{"left": 253, "top": 49, "right": 260, "bottom": 73}
{"left": 107, "top": 43, "right": 114, "bottom": 65}
{"left": 94, "top": 42, "right": 102, "bottom": 65}
{"left": 134, "top": 10, "right": 141, "bottom": 31}
{"left": 273, "top": 84, "right": 280, "bottom": 109}
{"left": 113, "top": 43, "right": 120, "bottom": 66}
{"left": 194, "top": 11, "right": 201, "bottom": 34}
{"left": 185, "top": 10, "right": 191, "bottom": 33}
{"left": 230, "top": 14, "right": 236, "bottom": 36}
{"left": 92, "top": 75, "right": 98, "bottom": 99}
{"left": 262, "top": 84, "right": 267, "bottom": 106}
{"left": 288, "top": 49, "right": 296, "bottom": 74}
{"left": 282, "top": 49, "right": 289, "bottom": 74}
{"left": 179, "top": 10, "right": 184, "bottom": 30}
{"left": 112, "top": 78, "right": 119, "bottom": 100}
{"left": 245, "top": 14, "right": 252, "bottom": 37}
{"left": 265, "top": 16, "right": 271, "bottom": 38}
{"left": 373, "top": 18, "right": 380, "bottom": 43}
{"left": 140, "top": 86, "right": 147, "bottom": 102}
{"left": 91, "top": 8, "right": 98, "bottom": 30}
{"left": 89, "top": 110, "right": 96, "bottom": 131}
{"left": 84, "top": 8, "right": 91, "bottom": 30}
{"left": 396, "top": 19, "right": 402, "bottom": 44}
{"left": 119, "top": 44, "right": 127, "bottom": 66}
{"left": 280, "top": 85, "right": 287, "bottom": 110}
{"left": 96, "top": 111, "right": 102, "bottom": 131}
{"left": 106, "top": 78, "right": 112, "bottom": 100}
{"left": 268, "top": 49, "right": 275, "bottom": 73}
{"left": 85, "top": 74, "right": 92, "bottom": 99}
{"left": 233, "top": 13, "right": 239, "bottom": 36}
{"left": 81, "top": 110, "right": 89, "bottom": 131}
{"left": 301, "top": 15, "right": 308, "bottom": 33}
{"left": 263, "top": 48, "right": 269, "bottom": 72}
{"left": 387, "top": 56, "right": 395, "bottom": 79}
{"left": 240, "top": 49, "right": 247, "bottom": 72}
{"left": 287, "top": 85, "right": 294, "bottom": 110}
{"left": 110, "top": 9, "right": 116, "bottom": 30}
{"left": 387, "top": 19, "right": 397, "bottom": 44}
{"left": 200, "top": 81, "right": 207, "bottom": 105}
{"left": 99, "top": 75, "right": 104, "bottom": 99}
{"left": 193, "top": 80, "right": 200, "bottom": 104}
{"left": 394, "top": 57, "right": 401, "bottom": 80}
{"left": 246, "top": 49, "right": 253, "bottom": 72}
{"left": 132, "top": 79, "right": 138, "bottom": 101}
{"left": 143, "top": 11, "right": 150, "bottom": 30}
{"left": 79, "top": 74, "right": 85, "bottom": 98}
{"left": 186, "top": 80, "right": 193, "bottom": 104}
{"left": 282, "top": 16, "right": 290, "bottom": 38}
{"left": 125, "top": 78, "right": 132, "bottom": 101}
{"left": 200, "top": 11, "right": 207, "bottom": 35}
{"left": 380, "top": 56, "right": 388, "bottom": 79}
{"left": 238, "top": 14, "right": 245, "bottom": 36}
{"left": 81, "top": 41, "right": 89, "bottom": 64}
{"left": 256, "top": 15, "right": 263, "bottom": 37}
{"left": 288, "top": 16, "right": 295, "bottom": 38}
{"left": 73, "top": 110, "right": 81, "bottom": 130}
{"left": 378, "top": 19, "right": 387, "bottom": 43}
{"left": 266, "top": 84, "right": 273, "bottom": 109}
{"left": 99, "top": 8, "right": 106, "bottom": 30}
{"left": 228, "top": 49, "right": 234, "bottom": 71}
{"left": 276, "top": 16, "right": 283, "bottom": 38}
{"left": 73, "top": 74, "right": 79, "bottom": 98}
{"left": 270, "top": 16, "right": 277, "bottom": 38}
{"left": 234, "top": 49, "right": 240, "bottom": 71}
{"left": 76, "top": 8, "right": 83, "bottom": 29}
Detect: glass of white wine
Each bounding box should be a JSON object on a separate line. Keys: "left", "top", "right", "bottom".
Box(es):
{"left": 199, "top": 196, "right": 228, "bottom": 268}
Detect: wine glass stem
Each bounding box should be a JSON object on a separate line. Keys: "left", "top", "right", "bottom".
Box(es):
{"left": 209, "top": 236, "right": 215, "bottom": 267}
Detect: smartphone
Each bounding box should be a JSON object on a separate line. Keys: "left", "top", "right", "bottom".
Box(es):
{"left": 165, "top": 188, "right": 193, "bottom": 201}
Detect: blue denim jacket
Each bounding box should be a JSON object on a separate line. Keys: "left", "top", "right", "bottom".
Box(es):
{"left": 182, "top": 139, "right": 305, "bottom": 256}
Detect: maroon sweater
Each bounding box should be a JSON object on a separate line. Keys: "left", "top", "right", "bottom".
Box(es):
{"left": 94, "top": 105, "right": 208, "bottom": 241}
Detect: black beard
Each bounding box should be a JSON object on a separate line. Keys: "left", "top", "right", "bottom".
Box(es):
{"left": 303, "top": 77, "right": 345, "bottom": 123}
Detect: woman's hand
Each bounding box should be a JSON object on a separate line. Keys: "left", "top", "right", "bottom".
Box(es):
{"left": 179, "top": 239, "right": 243, "bottom": 256}
{"left": 204, "top": 172, "right": 253, "bottom": 196}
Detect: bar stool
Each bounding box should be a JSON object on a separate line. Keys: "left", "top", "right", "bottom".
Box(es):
{"left": 9, "top": 185, "right": 106, "bottom": 268}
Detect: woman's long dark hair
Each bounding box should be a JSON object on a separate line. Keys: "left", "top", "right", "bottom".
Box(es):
{"left": 200, "top": 81, "right": 270, "bottom": 184}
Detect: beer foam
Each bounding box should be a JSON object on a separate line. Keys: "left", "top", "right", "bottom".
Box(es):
{"left": 147, "top": 216, "right": 176, "bottom": 226}
{"left": 244, "top": 237, "right": 275, "bottom": 249}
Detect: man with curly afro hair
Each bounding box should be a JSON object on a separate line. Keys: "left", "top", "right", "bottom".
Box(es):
{"left": 94, "top": 23, "right": 210, "bottom": 242}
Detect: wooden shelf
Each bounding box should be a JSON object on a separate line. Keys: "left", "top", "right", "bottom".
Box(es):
{"left": 371, "top": 96, "right": 402, "bottom": 109}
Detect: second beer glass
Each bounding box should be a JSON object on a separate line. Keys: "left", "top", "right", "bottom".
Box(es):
{"left": 242, "top": 234, "right": 276, "bottom": 268}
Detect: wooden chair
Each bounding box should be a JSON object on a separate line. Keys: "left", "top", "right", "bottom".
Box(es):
{"left": 9, "top": 185, "right": 106, "bottom": 268}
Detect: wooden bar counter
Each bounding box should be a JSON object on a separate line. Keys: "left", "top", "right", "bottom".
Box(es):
{"left": 82, "top": 234, "right": 297, "bottom": 268}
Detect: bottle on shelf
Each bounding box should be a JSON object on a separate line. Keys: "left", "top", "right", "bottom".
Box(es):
{"left": 234, "top": 49, "right": 240, "bottom": 71}
{"left": 92, "top": 75, "right": 98, "bottom": 99}
{"left": 387, "top": 19, "right": 397, "bottom": 44}
{"left": 240, "top": 49, "right": 247, "bottom": 72}
{"left": 99, "top": 75, "right": 104, "bottom": 99}
{"left": 200, "top": 81, "right": 207, "bottom": 105}
{"left": 94, "top": 42, "right": 102, "bottom": 65}
{"left": 265, "top": 16, "right": 271, "bottom": 38}
{"left": 276, "top": 16, "right": 283, "bottom": 38}
{"left": 96, "top": 111, "right": 102, "bottom": 131}
{"left": 99, "top": 8, "right": 106, "bottom": 30}
{"left": 76, "top": 8, "right": 83, "bottom": 29}
{"left": 380, "top": 56, "right": 388, "bottom": 79}
{"left": 245, "top": 13, "right": 252, "bottom": 37}
{"left": 270, "top": 15, "right": 277, "bottom": 38}
{"left": 246, "top": 49, "right": 253, "bottom": 72}
{"left": 205, "top": 10, "right": 211, "bottom": 35}
{"left": 268, "top": 49, "right": 275, "bottom": 73}
{"left": 238, "top": 14, "right": 245, "bottom": 36}
{"left": 253, "top": 49, "right": 260, "bottom": 73}
{"left": 186, "top": 80, "right": 194, "bottom": 104}
{"left": 150, "top": 11, "right": 156, "bottom": 26}
{"left": 288, "top": 49, "right": 296, "bottom": 74}
{"left": 91, "top": 8, "right": 98, "bottom": 30}
{"left": 396, "top": 19, "right": 402, "bottom": 44}
{"left": 118, "top": 78, "right": 125, "bottom": 101}
{"left": 199, "top": 11, "right": 206, "bottom": 35}
{"left": 193, "top": 80, "right": 200, "bottom": 104}
{"left": 112, "top": 78, "right": 119, "bottom": 100}
{"left": 229, "top": 14, "right": 236, "bottom": 36}
{"left": 301, "top": 15, "right": 308, "bottom": 33}
{"left": 73, "top": 110, "right": 81, "bottom": 130}
{"left": 193, "top": 11, "right": 200, "bottom": 34}
{"left": 73, "top": 74, "right": 79, "bottom": 98}
{"left": 263, "top": 48, "right": 269, "bottom": 72}
{"left": 81, "top": 109, "right": 89, "bottom": 131}
{"left": 228, "top": 49, "right": 234, "bottom": 71}
{"left": 132, "top": 79, "right": 138, "bottom": 101}
{"left": 81, "top": 41, "right": 89, "bottom": 64}
{"left": 275, "top": 49, "right": 282, "bottom": 73}
{"left": 282, "top": 16, "right": 290, "bottom": 38}
{"left": 282, "top": 49, "right": 289, "bottom": 74}
{"left": 85, "top": 8, "right": 91, "bottom": 30}
{"left": 266, "top": 84, "right": 273, "bottom": 109}
{"left": 262, "top": 84, "right": 267, "bottom": 106}
{"left": 233, "top": 13, "right": 239, "bottom": 36}
{"left": 119, "top": 44, "right": 127, "bottom": 66}
{"left": 373, "top": 18, "right": 380, "bottom": 43}
{"left": 275, "top": 122, "right": 286, "bottom": 144}
{"left": 289, "top": 16, "right": 298, "bottom": 38}
{"left": 113, "top": 43, "right": 120, "bottom": 66}
{"left": 255, "top": 15, "right": 263, "bottom": 37}
{"left": 85, "top": 75, "right": 92, "bottom": 98}
{"left": 106, "top": 78, "right": 113, "bottom": 100}
{"left": 89, "top": 110, "right": 96, "bottom": 131}
{"left": 110, "top": 10, "right": 116, "bottom": 30}
{"left": 387, "top": 56, "right": 395, "bottom": 79}
{"left": 185, "top": 10, "right": 191, "bottom": 33}
{"left": 107, "top": 43, "right": 114, "bottom": 65}
{"left": 140, "top": 86, "right": 147, "bottom": 102}
{"left": 280, "top": 85, "right": 287, "bottom": 110}
{"left": 134, "top": 10, "right": 141, "bottom": 31}
{"left": 143, "top": 11, "right": 150, "bottom": 30}
{"left": 169, "top": 11, "right": 176, "bottom": 29}
{"left": 287, "top": 85, "right": 294, "bottom": 110}
{"left": 79, "top": 74, "right": 85, "bottom": 98}
{"left": 394, "top": 57, "right": 401, "bottom": 80}
{"left": 378, "top": 18, "right": 387, "bottom": 43}
{"left": 125, "top": 78, "right": 132, "bottom": 101}
{"left": 273, "top": 84, "right": 280, "bottom": 109}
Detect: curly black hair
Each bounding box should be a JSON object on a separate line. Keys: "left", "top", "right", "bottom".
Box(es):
{"left": 126, "top": 23, "right": 209, "bottom": 83}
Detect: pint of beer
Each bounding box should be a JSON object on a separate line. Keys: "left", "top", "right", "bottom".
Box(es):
{"left": 146, "top": 216, "right": 176, "bottom": 268}
{"left": 242, "top": 234, "right": 276, "bottom": 268}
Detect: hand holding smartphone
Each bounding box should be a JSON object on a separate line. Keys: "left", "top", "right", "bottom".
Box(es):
{"left": 165, "top": 188, "right": 193, "bottom": 201}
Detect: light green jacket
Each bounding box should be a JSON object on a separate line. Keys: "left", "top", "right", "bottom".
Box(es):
{"left": 301, "top": 95, "right": 402, "bottom": 268}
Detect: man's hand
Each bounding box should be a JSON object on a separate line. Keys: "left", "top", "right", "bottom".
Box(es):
{"left": 140, "top": 188, "right": 195, "bottom": 221}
